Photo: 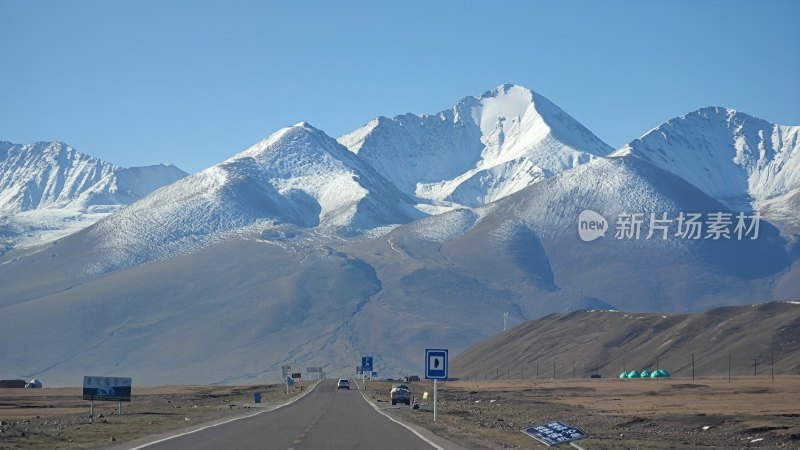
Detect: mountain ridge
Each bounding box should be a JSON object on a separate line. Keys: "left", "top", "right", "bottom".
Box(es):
{"left": 0, "top": 85, "right": 798, "bottom": 386}
{"left": 0, "top": 140, "right": 187, "bottom": 253}
{"left": 610, "top": 106, "right": 800, "bottom": 228}
{"left": 78, "top": 122, "right": 425, "bottom": 274}
{"left": 339, "top": 84, "right": 613, "bottom": 208}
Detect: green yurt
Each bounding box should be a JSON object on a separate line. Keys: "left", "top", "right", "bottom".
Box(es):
{"left": 650, "top": 369, "right": 671, "bottom": 378}
{"left": 640, "top": 370, "right": 651, "bottom": 378}
{"left": 619, "top": 371, "right": 628, "bottom": 379}
{"left": 626, "top": 370, "right": 640, "bottom": 378}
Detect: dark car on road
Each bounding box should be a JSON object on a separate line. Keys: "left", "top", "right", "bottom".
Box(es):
{"left": 390, "top": 384, "right": 411, "bottom": 405}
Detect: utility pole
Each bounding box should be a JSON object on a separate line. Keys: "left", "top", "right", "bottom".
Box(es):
{"left": 728, "top": 353, "right": 731, "bottom": 382}
{"left": 656, "top": 353, "right": 660, "bottom": 380}
{"left": 553, "top": 360, "right": 556, "bottom": 380}
{"left": 503, "top": 312, "right": 509, "bottom": 331}
{"left": 771, "top": 352, "right": 774, "bottom": 383}
{"left": 753, "top": 358, "right": 758, "bottom": 376}
{"left": 691, "top": 353, "right": 695, "bottom": 382}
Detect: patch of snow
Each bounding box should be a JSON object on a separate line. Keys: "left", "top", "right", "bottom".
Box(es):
{"left": 407, "top": 208, "right": 479, "bottom": 242}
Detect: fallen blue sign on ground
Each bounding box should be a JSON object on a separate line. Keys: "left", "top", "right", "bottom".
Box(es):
{"left": 522, "top": 420, "right": 587, "bottom": 447}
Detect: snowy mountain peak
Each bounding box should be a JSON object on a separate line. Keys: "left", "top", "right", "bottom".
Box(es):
{"left": 339, "top": 84, "right": 612, "bottom": 207}
{"left": 0, "top": 141, "right": 186, "bottom": 213}
{"left": 0, "top": 140, "right": 187, "bottom": 253}
{"left": 235, "top": 122, "right": 324, "bottom": 160}
{"left": 85, "top": 125, "right": 423, "bottom": 272}
{"left": 610, "top": 107, "right": 800, "bottom": 216}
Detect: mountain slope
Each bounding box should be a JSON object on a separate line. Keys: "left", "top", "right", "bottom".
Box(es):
{"left": 338, "top": 155, "right": 793, "bottom": 373}
{"left": 450, "top": 301, "right": 800, "bottom": 379}
{"left": 81, "top": 123, "right": 424, "bottom": 273}
{"left": 1, "top": 153, "right": 793, "bottom": 385}
{"left": 339, "top": 84, "right": 612, "bottom": 208}
{"left": 611, "top": 108, "right": 800, "bottom": 228}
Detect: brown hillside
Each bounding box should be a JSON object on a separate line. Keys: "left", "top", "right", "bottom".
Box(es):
{"left": 451, "top": 301, "right": 800, "bottom": 380}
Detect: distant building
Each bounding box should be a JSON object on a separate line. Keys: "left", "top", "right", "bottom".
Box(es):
{"left": 0, "top": 379, "right": 27, "bottom": 388}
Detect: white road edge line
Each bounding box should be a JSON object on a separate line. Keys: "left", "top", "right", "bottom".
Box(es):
{"left": 353, "top": 378, "right": 444, "bottom": 450}
{"left": 128, "top": 380, "right": 321, "bottom": 450}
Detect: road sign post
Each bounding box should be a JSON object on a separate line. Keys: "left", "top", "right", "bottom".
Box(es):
{"left": 425, "top": 349, "right": 448, "bottom": 422}
{"left": 83, "top": 376, "right": 132, "bottom": 417}
{"left": 307, "top": 367, "right": 323, "bottom": 380}
{"left": 361, "top": 356, "right": 373, "bottom": 387}
{"left": 361, "top": 357, "right": 373, "bottom": 372}
{"left": 282, "top": 365, "right": 291, "bottom": 394}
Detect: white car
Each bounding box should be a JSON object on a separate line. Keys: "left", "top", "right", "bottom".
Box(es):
{"left": 337, "top": 379, "right": 350, "bottom": 389}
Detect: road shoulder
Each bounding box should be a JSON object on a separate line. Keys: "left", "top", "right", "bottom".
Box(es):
{"left": 105, "top": 380, "right": 321, "bottom": 450}
{"left": 353, "top": 379, "right": 467, "bottom": 450}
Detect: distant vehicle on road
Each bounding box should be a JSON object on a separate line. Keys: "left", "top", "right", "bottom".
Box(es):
{"left": 405, "top": 375, "right": 420, "bottom": 382}
{"left": 390, "top": 384, "right": 411, "bottom": 405}
{"left": 337, "top": 379, "right": 350, "bottom": 390}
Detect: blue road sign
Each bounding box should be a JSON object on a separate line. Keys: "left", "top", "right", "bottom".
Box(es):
{"left": 425, "top": 349, "right": 448, "bottom": 379}
{"left": 361, "top": 356, "right": 373, "bottom": 372}
{"left": 522, "top": 420, "right": 587, "bottom": 447}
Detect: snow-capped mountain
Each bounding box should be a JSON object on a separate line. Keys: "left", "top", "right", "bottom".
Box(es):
{"left": 1, "top": 85, "right": 797, "bottom": 386}
{"left": 0, "top": 154, "right": 793, "bottom": 385}
{"left": 611, "top": 107, "right": 800, "bottom": 229}
{"left": 339, "top": 84, "right": 613, "bottom": 208}
{"left": 0, "top": 141, "right": 187, "bottom": 252}
{"left": 82, "top": 123, "right": 424, "bottom": 273}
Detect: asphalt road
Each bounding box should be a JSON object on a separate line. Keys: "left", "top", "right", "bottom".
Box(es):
{"left": 139, "top": 379, "right": 436, "bottom": 450}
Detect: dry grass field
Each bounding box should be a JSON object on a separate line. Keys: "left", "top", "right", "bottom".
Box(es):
{"left": 2, "top": 377, "right": 798, "bottom": 449}
{"left": 0, "top": 383, "right": 305, "bottom": 449}
{"left": 368, "top": 376, "right": 800, "bottom": 449}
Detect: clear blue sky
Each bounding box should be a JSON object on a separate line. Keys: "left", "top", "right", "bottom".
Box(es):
{"left": 1, "top": 0, "right": 798, "bottom": 173}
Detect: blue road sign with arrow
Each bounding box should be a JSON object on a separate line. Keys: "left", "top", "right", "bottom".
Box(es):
{"left": 361, "top": 356, "right": 373, "bottom": 372}
{"left": 425, "top": 349, "right": 448, "bottom": 379}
